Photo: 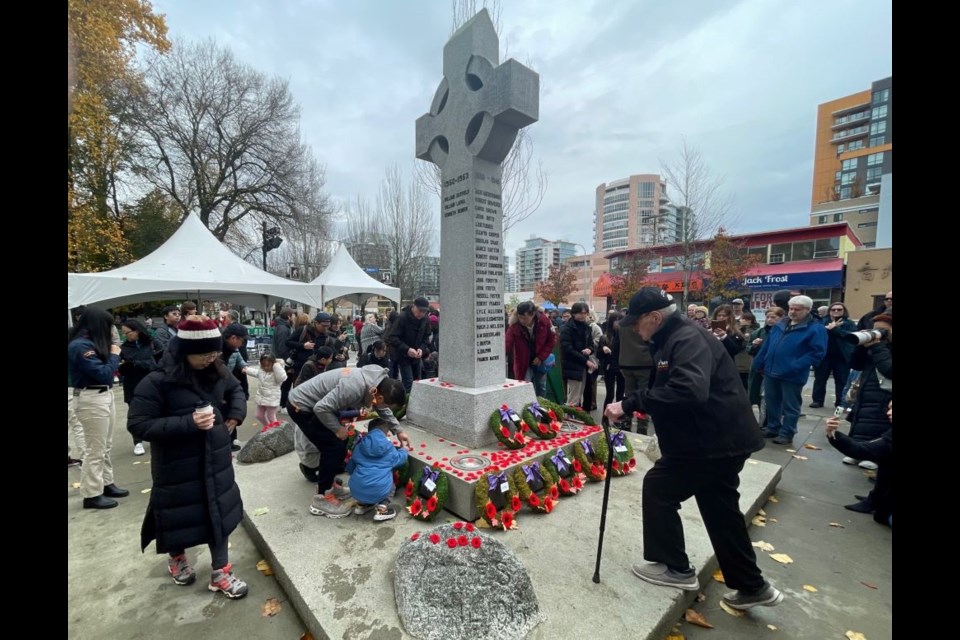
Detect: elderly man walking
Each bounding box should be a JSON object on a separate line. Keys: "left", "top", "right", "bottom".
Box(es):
{"left": 751, "top": 295, "right": 827, "bottom": 446}
{"left": 604, "top": 288, "right": 783, "bottom": 610}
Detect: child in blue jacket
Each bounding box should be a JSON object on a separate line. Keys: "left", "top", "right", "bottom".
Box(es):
{"left": 346, "top": 419, "right": 408, "bottom": 521}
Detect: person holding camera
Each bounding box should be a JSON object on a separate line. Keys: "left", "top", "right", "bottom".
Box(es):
{"left": 826, "top": 399, "right": 892, "bottom": 524}
{"left": 840, "top": 313, "right": 892, "bottom": 472}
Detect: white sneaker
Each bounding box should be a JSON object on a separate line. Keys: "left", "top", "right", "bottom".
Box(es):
{"left": 858, "top": 460, "right": 878, "bottom": 470}
{"left": 841, "top": 456, "right": 859, "bottom": 465}
{"left": 133, "top": 443, "right": 146, "bottom": 456}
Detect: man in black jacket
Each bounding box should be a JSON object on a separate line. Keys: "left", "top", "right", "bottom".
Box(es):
{"left": 605, "top": 288, "right": 783, "bottom": 611}
{"left": 272, "top": 308, "right": 295, "bottom": 408}
{"left": 387, "top": 297, "right": 432, "bottom": 393}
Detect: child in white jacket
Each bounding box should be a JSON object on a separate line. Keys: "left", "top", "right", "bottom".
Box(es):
{"left": 244, "top": 354, "right": 288, "bottom": 428}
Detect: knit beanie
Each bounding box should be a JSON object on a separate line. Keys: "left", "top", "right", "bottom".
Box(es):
{"left": 176, "top": 316, "right": 222, "bottom": 354}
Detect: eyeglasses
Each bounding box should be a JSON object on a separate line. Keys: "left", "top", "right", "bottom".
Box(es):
{"left": 192, "top": 352, "right": 221, "bottom": 362}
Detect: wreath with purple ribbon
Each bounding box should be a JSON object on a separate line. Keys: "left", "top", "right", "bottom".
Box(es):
{"left": 404, "top": 462, "right": 450, "bottom": 521}
{"left": 521, "top": 400, "right": 561, "bottom": 440}
{"left": 542, "top": 447, "right": 586, "bottom": 496}
{"left": 607, "top": 429, "right": 637, "bottom": 477}
{"left": 488, "top": 404, "right": 528, "bottom": 449}
{"left": 573, "top": 435, "right": 609, "bottom": 482}
{"left": 511, "top": 461, "right": 558, "bottom": 514}
{"left": 474, "top": 467, "right": 520, "bottom": 530}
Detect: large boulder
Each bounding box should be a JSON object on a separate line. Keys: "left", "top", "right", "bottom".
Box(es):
{"left": 237, "top": 421, "right": 295, "bottom": 463}
{"left": 395, "top": 523, "right": 544, "bottom": 640}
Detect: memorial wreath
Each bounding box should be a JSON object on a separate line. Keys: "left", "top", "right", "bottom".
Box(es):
{"left": 511, "top": 461, "right": 559, "bottom": 514}
{"left": 489, "top": 404, "right": 528, "bottom": 449}
{"left": 521, "top": 399, "right": 561, "bottom": 440}
{"left": 404, "top": 462, "right": 450, "bottom": 521}
{"left": 606, "top": 429, "right": 637, "bottom": 477}
{"left": 541, "top": 447, "right": 586, "bottom": 496}
{"left": 474, "top": 467, "right": 520, "bottom": 530}
{"left": 572, "top": 435, "right": 609, "bottom": 482}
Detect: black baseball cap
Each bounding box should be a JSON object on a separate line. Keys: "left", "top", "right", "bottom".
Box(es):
{"left": 413, "top": 297, "right": 431, "bottom": 311}
{"left": 620, "top": 287, "right": 674, "bottom": 327}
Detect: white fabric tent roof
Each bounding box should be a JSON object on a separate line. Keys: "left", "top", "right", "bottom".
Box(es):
{"left": 68, "top": 213, "right": 324, "bottom": 310}
{"left": 310, "top": 244, "right": 401, "bottom": 306}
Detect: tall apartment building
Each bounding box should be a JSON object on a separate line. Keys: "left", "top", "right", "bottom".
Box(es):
{"left": 515, "top": 237, "right": 577, "bottom": 291}
{"left": 594, "top": 175, "right": 686, "bottom": 252}
{"left": 503, "top": 253, "right": 517, "bottom": 293}
{"left": 411, "top": 255, "right": 440, "bottom": 300}
{"left": 810, "top": 76, "right": 892, "bottom": 248}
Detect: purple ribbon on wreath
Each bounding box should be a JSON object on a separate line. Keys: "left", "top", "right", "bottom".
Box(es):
{"left": 487, "top": 470, "right": 507, "bottom": 493}
{"left": 499, "top": 407, "right": 514, "bottom": 424}
{"left": 609, "top": 431, "right": 626, "bottom": 449}
{"left": 421, "top": 466, "right": 440, "bottom": 485}
{"left": 529, "top": 401, "right": 546, "bottom": 421}
{"left": 551, "top": 449, "right": 570, "bottom": 475}
{"left": 521, "top": 463, "right": 542, "bottom": 485}
{"left": 581, "top": 439, "right": 594, "bottom": 458}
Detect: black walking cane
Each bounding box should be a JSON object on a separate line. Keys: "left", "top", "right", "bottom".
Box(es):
{"left": 592, "top": 418, "right": 616, "bottom": 583}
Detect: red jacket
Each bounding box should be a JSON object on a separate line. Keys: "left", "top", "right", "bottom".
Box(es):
{"left": 353, "top": 318, "right": 364, "bottom": 336}
{"left": 505, "top": 311, "right": 557, "bottom": 380}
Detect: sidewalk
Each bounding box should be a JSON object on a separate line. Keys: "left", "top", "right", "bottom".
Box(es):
{"left": 67, "top": 373, "right": 891, "bottom": 639}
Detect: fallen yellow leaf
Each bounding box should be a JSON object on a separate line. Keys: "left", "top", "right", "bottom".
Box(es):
{"left": 719, "top": 600, "right": 746, "bottom": 617}
{"left": 133, "top": 461, "right": 141, "bottom": 465}
{"left": 253, "top": 507, "right": 269, "bottom": 516}
{"left": 72, "top": 482, "right": 81, "bottom": 489}
{"left": 758, "top": 508, "right": 766, "bottom": 516}
{"left": 261, "top": 597, "right": 282, "bottom": 617}
{"left": 768, "top": 495, "right": 779, "bottom": 503}
{"left": 767, "top": 624, "right": 778, "bottom": 630}
{"left": 791, "top": 455, "right": 808, "bottom": 460}
{"left": 684, "top": 609, "right": 714, "bottom": 629}
{"left": 803, "top": 584, "right": 818, "bottom": 592}
{"left": 256, "top": 559, "right": 274, "bottom": 576}
{"left": 665, "top": 635, "right": 685, "bottom": 640}
{"left": 803, "top": 443, "right": 822, "bottom": 450}
{"left": 785, "top": 449, "right": 797, "bottom": 453}
{"left": 845, "top": 632, "right": 867, "bottom": 640}
{"left": 751, "top": 515, "right": 766, "bottom": 527}
{"left": 769, "top": 553, "right": 793, "bottom": 564}
{"left": 769, "top": 518, "right": 778, "bottom": 523}
{"left": 475, "top": 518, "right": 491, "bottom": 529}
{"left": 747, "top": 459, "right": 758, "bottom": 465}
{"left": 752, "top": 541, "right": 775, "bottom": 552}
{"left": 712, "top": 569, "right": 725, "bottom": 583}
{"left": 300, "top": 634, "right": 314, "bottom": 640}
{"left": 141, "top": 488, "right": 151, "bottom": 494}
{"left": 829, "top": 522, "right": 845, "bottom": 528}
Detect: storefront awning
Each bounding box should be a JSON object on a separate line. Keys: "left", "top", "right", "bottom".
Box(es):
{"left": 742, "top": 258, "right": 844, "bottom": 291}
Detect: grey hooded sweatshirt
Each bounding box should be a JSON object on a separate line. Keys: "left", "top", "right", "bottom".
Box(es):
{"left": 287, "top": 365, "right": 403, "bottom": 435}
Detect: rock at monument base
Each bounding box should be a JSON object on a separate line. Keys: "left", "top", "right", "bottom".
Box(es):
{"left": 395, "top": 523, "right": 544, "bottom": 640}
{"left": 237, "top": 421, "right": 295, "bottom": 463}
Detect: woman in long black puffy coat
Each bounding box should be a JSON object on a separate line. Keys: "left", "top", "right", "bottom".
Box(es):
{"left": 847, "top": 313, "right": 892, "bottom": 443}
{"left": 127, "top": 316, "right": 250, "bottom": 600}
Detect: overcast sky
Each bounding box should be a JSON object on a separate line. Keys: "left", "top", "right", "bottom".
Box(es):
{"left": 151, "top": 0, "right": 892, "bottom": 260}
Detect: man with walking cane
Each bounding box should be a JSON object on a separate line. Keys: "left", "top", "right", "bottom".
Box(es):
{"left": 603, "top": 288, "right": 783, "bottom": 610}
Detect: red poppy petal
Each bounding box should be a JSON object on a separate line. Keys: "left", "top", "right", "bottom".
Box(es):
{"left": 471, "top": 536, "right": 482, "bottom": 548}
{"left": 410, "top": 532, "right": 420, "bottom": 541}
{"left": 446, "top": 538, "right": 458, "bottom": 548}
{"left": 429, "top": 533, "right": 440, "bottom": 544}
{"left": 453, "top": 522, "right": 464, "bottom": 530}
{"left": 458, "top": 535, "right": 468, "bottom": 546}
{"left": 466, "top": 523, "right": 475, "bottom": 532}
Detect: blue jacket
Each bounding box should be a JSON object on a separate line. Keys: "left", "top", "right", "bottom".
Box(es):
{"left": 751, "top": 315, "right": 827, "bottom": 384}
{"left": 345, "top": 428, "right": 408, "bottom": 505}
{"left": 68, "top": 336, "right": 121, "bottom": 388}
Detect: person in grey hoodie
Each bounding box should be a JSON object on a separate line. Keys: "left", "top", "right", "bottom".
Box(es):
{"left": 286, "top": 365, "right": 408, "bottom": 516}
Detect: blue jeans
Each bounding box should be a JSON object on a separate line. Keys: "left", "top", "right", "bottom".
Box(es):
{"left": 763, "top": 377, "right": 804, "bottom": 440}
{"left": 524, "top": 367, "right": 547, "bottom": 398}
{"left": 398, "top": 358, "right": 422, "bottom": 394}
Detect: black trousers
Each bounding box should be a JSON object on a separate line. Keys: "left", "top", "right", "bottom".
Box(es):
{"left": 812, "top": 356, "right": 850, "bottom": 406}
{"left": 642, "top": 455, "right": 766, "bottom": 593}
{"left": 288, "top": 406, "right": 346, "bottom": 494}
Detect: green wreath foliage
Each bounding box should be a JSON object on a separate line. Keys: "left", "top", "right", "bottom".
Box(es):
{"left": 488, "top": 404, "right": 528, "bottom": 449}
{"left": 403, "top": 462, "right": 450, "bottom": 522}
{"left": 555, "top": 403, "right": 598, "bottom": 426}
{"left": 572, "top": 435, "right": 610, "bottom": 482}
{"left": 606, "top": 428, "right": 638, "bottom": 477}
{"left": 521, "top": 400, "right": 560, "bottom": 440}
{"left": 474, "top": 468, "right": 520, "bottom": 530}
{"left": 511, "top": 462, "right": 559, "bottom": 514}
{"left": 541, "top": 448, "right": 586, "bottom": 496}
{"left": 393, "top": 394, "right": 410, "bottom": 420}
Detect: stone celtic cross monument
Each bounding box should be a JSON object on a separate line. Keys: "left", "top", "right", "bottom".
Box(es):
{"left": 406, "top": 9, "right": 540, "bottom": 447}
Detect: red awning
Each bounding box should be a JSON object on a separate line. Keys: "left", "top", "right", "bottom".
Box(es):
{"left": 744, "top": 258, "right": 844, "bottom": 276}
{"left": 593, "top": 272, "right": 618, "bottom": 297}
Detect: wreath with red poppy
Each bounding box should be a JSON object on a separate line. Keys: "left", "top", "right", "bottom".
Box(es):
{"left": 572, "top": 435, "right": 609, "bottom": 482}
{"left": 474, "top": 468, "right": 520, "bottom": 530}
{"left": 511, "top": 461, "right": 559, "bottom": 514}
{"left": 605, "top": 428, "right": 637, "bottom": 477}
{"left": 488, "top": 404, "right": 529, "bottom": 449}
{"left": 520, "top": 399, "right": 561, "bottom": 440}
{"left": 555, "top": 402, "right": 597, "bottom": 426}
{"left": 541, "top": 447, "right": 586, "bottom": 496}
{"left": 404, "top": 462, "right": 450, "bottom": 521}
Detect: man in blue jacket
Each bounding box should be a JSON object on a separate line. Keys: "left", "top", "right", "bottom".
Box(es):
{"left": 604, "top": 288, "right": 781, "bottom": 610}
{"left": 751, "top": 295, "right": 827, "bottom": 446}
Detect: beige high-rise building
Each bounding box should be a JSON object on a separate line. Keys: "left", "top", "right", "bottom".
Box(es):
{"left": 594, "top": 175, "right": 687, "bottom": 253}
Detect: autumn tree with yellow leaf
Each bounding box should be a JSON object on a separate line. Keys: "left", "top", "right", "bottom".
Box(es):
{"left": 535, "top": 264, "right": 577, "bottom": 307}
{"left": 703, "top": 229, "right": 762, "bottom": 302}
{"left": 67, "top": 0, "right": 170, "bottom": 272}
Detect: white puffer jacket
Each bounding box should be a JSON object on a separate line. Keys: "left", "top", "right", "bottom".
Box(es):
{"left": 245, "top": 362, "right": 288, "bottom": 407}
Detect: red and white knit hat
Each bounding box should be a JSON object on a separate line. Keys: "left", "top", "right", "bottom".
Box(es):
{"left": 176, "top": 316, "right": 222, "bottom": 354}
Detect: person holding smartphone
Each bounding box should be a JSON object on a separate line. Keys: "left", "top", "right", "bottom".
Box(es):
{"left": 825, "top": 401, "right": 892, "bottom": 525}
{"left": 710, "top": 304, "right": 746, "bottom": 360}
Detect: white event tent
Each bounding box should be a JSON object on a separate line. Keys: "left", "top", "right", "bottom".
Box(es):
{"left": 310, "top": 244, "right": 401, "bottom": 307}
{"left": 67, "top": 213, "right": 324, "bottom": 310}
